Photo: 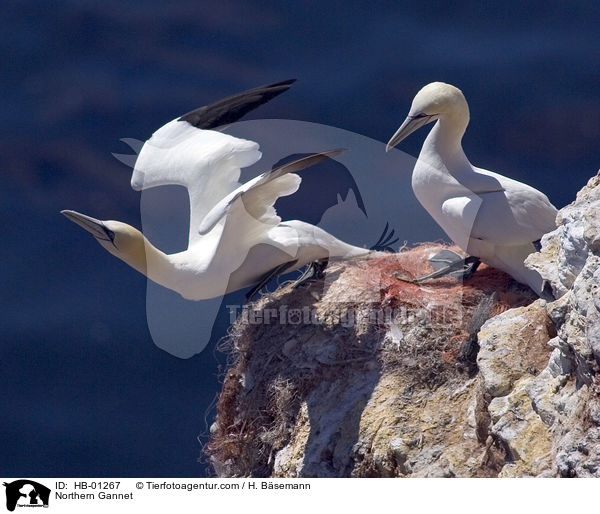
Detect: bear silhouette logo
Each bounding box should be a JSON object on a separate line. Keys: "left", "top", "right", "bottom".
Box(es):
{"left": 3, "top": 480, "right": 50, "bottom": 511}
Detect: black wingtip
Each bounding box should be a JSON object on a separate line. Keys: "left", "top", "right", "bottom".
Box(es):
{"left": 178, "top": 79, "right": 297, "bottom": 130}
{"left": 268, "top": 78, "right": 296, "bottom": 87}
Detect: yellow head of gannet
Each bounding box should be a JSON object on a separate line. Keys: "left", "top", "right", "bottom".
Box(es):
{"left": 386, "top": 82, "right": 469, "bottom": 151}
{"left": 61, "top": 210, "right": 164, "bottom": 278}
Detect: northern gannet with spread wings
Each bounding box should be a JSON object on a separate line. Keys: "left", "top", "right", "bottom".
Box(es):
{"left": 63, "top": 149, "right": 368, "bottom": 301}
{"left": 386, "top": 82, "right": 557, "bottom": 298}
{"left": 64, "top": 81, "right": 369, "bottom": 300}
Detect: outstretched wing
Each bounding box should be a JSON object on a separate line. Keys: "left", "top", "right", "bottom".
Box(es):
{"left": 128, "top": 80, "right": 296, "bottom": 245}
{"left": 197, "top": 149, "right": 346, "bottom": 236}
{"left": 179, "top": 79, "right": 296, "bottom": 129}
{"left": 132, "top": 124, "right": 262, "bottom": 246}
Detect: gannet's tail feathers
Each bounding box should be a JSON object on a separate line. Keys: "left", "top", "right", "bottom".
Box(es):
{"left": 198, "top": 149, "right": 346, "bottom": 235}
{"left": 178, "top": 79, "right": 296, "bottom": 130}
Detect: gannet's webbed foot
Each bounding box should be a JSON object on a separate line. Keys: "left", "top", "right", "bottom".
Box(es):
{"left": 427, "top": 250, "right": 481, "bottom": 280}
{"left": 292, "top": 258, "right": 329, "bottom": 289}
{"left": 370, "top": 222, "right": 400, "bottom": 252}
{"left": 395, "top": 250, "right": 481, "bottom": 283}
{"left": 245, "top": 259, "right": 298, "bottom": 302}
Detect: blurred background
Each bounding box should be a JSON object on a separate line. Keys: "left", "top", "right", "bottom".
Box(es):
{"left": 1, "top": 0, "right": 598, "bottom": 477}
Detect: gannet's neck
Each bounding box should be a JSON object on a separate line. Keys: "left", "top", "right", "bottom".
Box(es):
{"left": 423, "top": 111, "right": 470, "bottom": 170}
{"left": 418, "top": 106, "right": 507, "bottom": 195}
{"left": 142, "top": 241, "right": 173, "bottom": 286}
{"left": 108, "top": 233, "right": 174, "bottom": 289}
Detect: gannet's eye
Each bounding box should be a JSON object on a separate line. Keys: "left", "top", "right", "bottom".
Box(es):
{"left": 412, "top": 113, "right": 430, "bottom": 119}
{"left": 105, "top": 228, "right": 116, "bottom": 243}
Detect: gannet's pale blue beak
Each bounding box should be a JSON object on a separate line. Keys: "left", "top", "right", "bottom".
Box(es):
{"left": 61, "top": 210, "right": 116, "bottom": 246}
{"left": 386, "top": 114, "right": 434, "bottom": 152}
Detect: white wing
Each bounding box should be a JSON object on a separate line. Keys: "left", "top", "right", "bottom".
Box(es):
{"left": 465, "top": 167, "right": 558, "bottom": 244}
{"left": 190, "top": 150, "right": 346, "bottom": 281}
{"left": 470, "top": 189, "right": 557, "bottom": 246}
{"left": 132, "top": 120, "right": 262, "bottom": 245}
{"left": 198, "top": 150, "right": 346, "bottom": 236}
{"left": 441, "top": 187, "right": 557, "bottom": 248}
{"left": 129, "top": 80, "right": 297, "bottom": 248}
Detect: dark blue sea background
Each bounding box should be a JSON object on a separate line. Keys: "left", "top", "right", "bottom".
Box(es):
{"left": 1, "top": 1, "right": 598, "bottom": 476}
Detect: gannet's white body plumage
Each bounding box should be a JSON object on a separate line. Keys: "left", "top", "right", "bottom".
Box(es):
{"left": 387, "top": 82, "right": 558, "bottom": 295}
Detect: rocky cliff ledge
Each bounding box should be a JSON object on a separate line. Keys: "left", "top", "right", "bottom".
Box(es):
{"left": 206, "top": 171, "right": 600, "bottom": 478}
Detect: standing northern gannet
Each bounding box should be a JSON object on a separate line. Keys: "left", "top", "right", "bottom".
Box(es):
{"left": 63, "top": 149, "right": 369, "bottom": 301}
{"left": 386, "top": 82, "right": 557, "bottom": 298}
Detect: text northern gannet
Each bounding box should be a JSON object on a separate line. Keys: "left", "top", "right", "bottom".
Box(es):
{"left": 386, "top": 82, "right": 557, "bottom": 298}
